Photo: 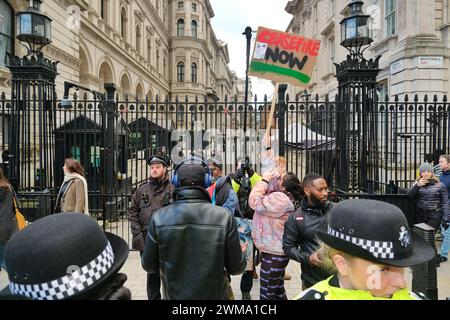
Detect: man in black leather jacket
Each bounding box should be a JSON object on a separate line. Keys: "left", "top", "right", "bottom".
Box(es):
{"left": 142, "top": 160, "right": 246, "bottom": 299}
{"left": 282, "top": 173, "right": 333, "bottom": 289}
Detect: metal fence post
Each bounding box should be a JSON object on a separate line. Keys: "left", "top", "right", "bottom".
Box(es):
{"left": 412, "top": 223, "right": 438, "bottom": 300}
{"left": 277, "top": 84, "right": 288, "bottom": 157}
{"left": 103, "top": 83, "right": 118, "bottom": 221}
{"left": 8, "top": 53, "right": 58, "bottom": 192}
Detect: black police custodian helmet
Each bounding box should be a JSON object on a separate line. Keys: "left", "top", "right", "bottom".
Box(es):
{"left": 0, "top": 213, "right": 129, "bottom": 300}
{"left": 317, "top": 199, "right": 435, "bottom": 267}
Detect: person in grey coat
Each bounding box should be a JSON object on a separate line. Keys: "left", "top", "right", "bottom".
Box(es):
{"left": 408, "top": 162, "right": 450, "bottom": 232}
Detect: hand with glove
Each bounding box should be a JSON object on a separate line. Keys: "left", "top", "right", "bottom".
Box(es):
{"left": 92, "top": 272, "right": 132, "bottom": 300}
{"left": 443, "top": 220, "right": 450, "bottom": 231}
{"left": 243, "top": 157, "right": 255, "bottom": 178}
{"left": 234, "top": 166, "right": 246, "bottom": 184}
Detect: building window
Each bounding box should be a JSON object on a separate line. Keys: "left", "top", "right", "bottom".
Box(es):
{"left": 120, "top": 8, "right": 127, "bottom": 39}
{"left": 147, "top": 39, "right": 152, "bottom": 63}
{"left": 177, "top": 19, "right": 185, "bottom": 36}
{"left": 385, "top": 0, "right": 396, "bottom": 36}
{"left": 0, "top": 0, "right": 14, "bottom": 67}
{"left": 329, "top": 37, "right": 335, "bottom": 72}
{"left": 329, "top": 0, "right": 335, "bottom": 17}
{"left": 191, "top": 20, "right": 197, "bottom": 38}
{"left": 178, "top": 1, "right": 184, "bottom": 10}
{"left": 71, "top": 146, "right": 81, "bottom": 161}
{"left": 136, "top": 26, "right": 141, "bottom": 54}
{"left": 100, "top": 0, "right": 109, "bottom": 22}
{"left": 191, "top": 62, "right": 197, "bottom": 83}
{"left": 163, "top": 57, "right": 167, "bottom": 77}
{"left": 163, "top": 4, "right": 167, "bottom": 24}
{"left": 156, "top": 49, "right": 160, "bottom": 73}
{"left": 192, "top": 3, "right": 197, "bottom": 12}
{"left": 177, "top": 62, "right": 185, "bottom": 82}
{"left": 90, "top": 146, "right": 101, "bottom": 168}
{"left": 130, "top": 132, "right": 142, "bottom": 149}
{"left": 378, "top": 80, "right": 389, "bottom": 100}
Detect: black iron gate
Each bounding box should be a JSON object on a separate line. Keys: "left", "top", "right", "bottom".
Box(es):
{"left": 1, "top": 82, "right": 449, "bottom": 245}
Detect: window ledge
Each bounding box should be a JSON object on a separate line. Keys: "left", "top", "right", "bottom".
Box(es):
{"left": 370, "top": 35, "right": 398, "bottom": 55}
{"left": 320, "top": 20, "right": 335, "bottom": 36}
{"left": 321, "top": 71, "right": 334, "bottom": 81}
{"left": 0, "top": 67, "right": 10, "bottom": 80}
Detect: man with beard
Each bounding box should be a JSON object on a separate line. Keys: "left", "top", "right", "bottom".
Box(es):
{"left": 129, "top": 155, "right": 174, "bottom": 300}
{"left": 282, "top": 173, "right": 333, "bottom": 290}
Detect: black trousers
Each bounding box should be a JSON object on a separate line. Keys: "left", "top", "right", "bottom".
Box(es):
{"left": 140, "top": 251, "right": 161, "bottom": 300}
{"left": 240, "top": 271, "right": 253, "bottom": 293}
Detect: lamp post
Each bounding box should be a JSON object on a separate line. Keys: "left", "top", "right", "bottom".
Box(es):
{"left": 335, "top": 0, "right": 380, "bottom": 192}
{"left": 16, "top": 0, "right": 52, "bottom": 56}
{"left": 8, "top": 0, "right": 57, "bottom": 192}
{"left": 339, "top": 0, "right": 372, "bottom": 60}
{"left": 242, "top": 26, "right": 252, "bottom": 155}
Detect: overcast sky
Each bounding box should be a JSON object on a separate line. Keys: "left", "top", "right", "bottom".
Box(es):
{"left": 209, "top": 0, "right": 292, "bottom": 100}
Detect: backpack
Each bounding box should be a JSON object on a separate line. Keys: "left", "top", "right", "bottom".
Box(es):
{"left": 237, "top": 176, "right": 254, "bottom": 219}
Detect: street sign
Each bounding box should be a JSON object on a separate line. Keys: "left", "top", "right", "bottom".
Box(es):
{"left": 418, "top": 56, "right": 443, "bottom": 69}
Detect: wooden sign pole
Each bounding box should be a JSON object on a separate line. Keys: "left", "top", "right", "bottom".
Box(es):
{"left": 265, "top": 83, "right": 279, "bottom": 139}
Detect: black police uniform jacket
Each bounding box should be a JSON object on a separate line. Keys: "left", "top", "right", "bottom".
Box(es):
{"left": 128, "top": 176, "right": 174, "bottom": 251}
{"left": 142, "top": 186, "right": 246, "bottom": 300}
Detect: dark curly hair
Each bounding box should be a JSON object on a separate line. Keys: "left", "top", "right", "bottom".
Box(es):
{"left": 282, "top": 172, "right": 304, "bottom": 203}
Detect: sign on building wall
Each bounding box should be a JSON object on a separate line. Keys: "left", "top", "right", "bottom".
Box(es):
{"left": 249, "top": 27, "right": 321, "bottom": 87}
{"left": 418, "top": 56, "right": 443, "bottom": 69}
{"left": 390, "top": 59, "right": 404, "bottom": 75}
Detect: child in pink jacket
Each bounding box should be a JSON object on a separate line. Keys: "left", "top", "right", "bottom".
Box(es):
{"left": 249, "top": 171, "right": 302, "bottom": 300}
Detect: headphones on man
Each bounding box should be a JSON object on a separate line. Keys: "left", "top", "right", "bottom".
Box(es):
{"left": 171, "top": 156, "right": 213, "bottom": 188}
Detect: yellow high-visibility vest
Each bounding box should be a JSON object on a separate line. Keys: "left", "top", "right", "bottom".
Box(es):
{"left": 295, "top": 276, "right": 425, "bottom": 300}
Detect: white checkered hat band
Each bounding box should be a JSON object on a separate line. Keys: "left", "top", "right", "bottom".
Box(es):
{"left": 328, "top": 226, "right": 394, "bottom": 259}
{"left": 9, "top": 242, "right": 115, "bottom": 300}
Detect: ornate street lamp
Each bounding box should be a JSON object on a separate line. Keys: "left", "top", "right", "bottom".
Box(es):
{"left": 340, "top": 0, "right": 372, "bottom": 60}
{"left": 335, "top": 0, "right": 381, "bottom": 193}
{"left": 7, "top": 0, "right": 57, "bottom": 192}
{"left": 16, "top": 0, "right": 52, "bottom": 55}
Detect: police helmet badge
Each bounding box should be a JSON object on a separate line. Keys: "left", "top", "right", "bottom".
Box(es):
{"left": 398, "top": 226, "right": 411, "bottom": 248}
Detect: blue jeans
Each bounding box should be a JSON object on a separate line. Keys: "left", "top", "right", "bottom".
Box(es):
{"left": 440, "top": 225, "right": 450, "bottom": 258}
{"left": 0, "top": 244, "right": 6, "bottom": 271}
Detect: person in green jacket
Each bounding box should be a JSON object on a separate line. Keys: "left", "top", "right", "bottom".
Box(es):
{"left": 297, "top": 199, "right": 435, "bottom": 300}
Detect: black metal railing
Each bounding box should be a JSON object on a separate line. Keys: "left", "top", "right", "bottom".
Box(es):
{"left": 2, "top": 87, "right": 449, "bottom": 246}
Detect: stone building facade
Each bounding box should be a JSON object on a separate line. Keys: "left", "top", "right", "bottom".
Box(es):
{"left": 0, "top": 0, "right": 250, "bottom": 101}
{"left": 284, "top": 0, "right": 450, "bottom": 100}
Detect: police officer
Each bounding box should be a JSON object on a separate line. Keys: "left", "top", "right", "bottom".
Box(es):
{"left": 297, "top": 199, "right": 435, "bottom": 300}
{"left": 128, "top": 154, "right": 174, "bottom": 300}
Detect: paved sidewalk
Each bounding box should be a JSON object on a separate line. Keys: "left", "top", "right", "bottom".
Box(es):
{"left": 120, "top": 248, "right": 450, "bottom": 300}
{"left": 1, "top": 243, "right": 449, "bottom": 300}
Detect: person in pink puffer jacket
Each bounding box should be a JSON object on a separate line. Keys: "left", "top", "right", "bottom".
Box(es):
{"left": 249, "top": 171, "right": 302, "bottom": 300}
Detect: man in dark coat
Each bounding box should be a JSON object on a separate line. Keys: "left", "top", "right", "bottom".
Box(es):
{"left": 142, "top": 158, "right": 246, "bottom": 299}
{"left": 128, "top": 154, "right": 174, "bottom": 300}
{"left": 283, "top": 173, "right": 333, "bottom": 289}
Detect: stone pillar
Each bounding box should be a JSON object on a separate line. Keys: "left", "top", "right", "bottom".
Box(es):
{"left": 416, "top": 0, "right": 435, "bottom": 36}
{"left": 412, "top": 0, "right": 435, "bottom": 36}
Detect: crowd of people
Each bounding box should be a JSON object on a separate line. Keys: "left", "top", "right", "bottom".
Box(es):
{"left": 1, "top": 150, "right": 450, "bottom": 300}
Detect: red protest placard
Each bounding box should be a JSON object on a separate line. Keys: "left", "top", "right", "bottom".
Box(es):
{"left": 249, "top": 27, "right": 321, "bottom": 87}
